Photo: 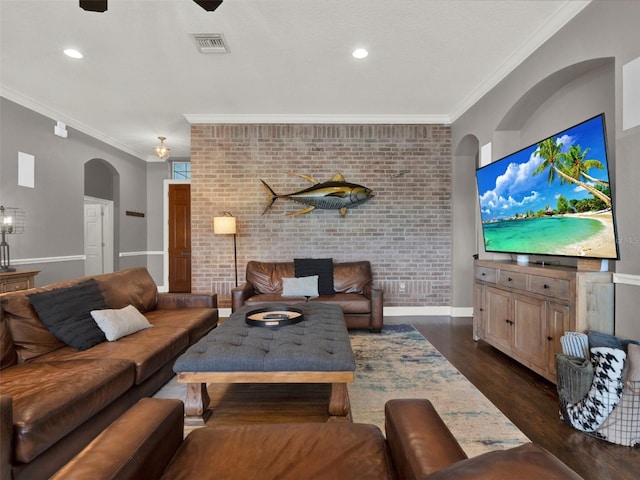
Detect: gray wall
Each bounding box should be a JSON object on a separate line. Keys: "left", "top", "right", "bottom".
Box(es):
{"left": 0, "top": 97, "right": 166, "bottom": 286}
{"left": 85, "top": 159, "right": 116, "bottom": 201}
{"left": 146, "top": 161, "right": 173, "bottom": 284}
{"left": 451, "top": 1, "right": 640, "bottom": 339}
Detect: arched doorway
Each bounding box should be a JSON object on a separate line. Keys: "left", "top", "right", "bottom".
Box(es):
{"left": 84, "top": 158, "right": 119, "bottom": 275}
{"left": 451, "top": 134, "right": 480, "bottom": 313}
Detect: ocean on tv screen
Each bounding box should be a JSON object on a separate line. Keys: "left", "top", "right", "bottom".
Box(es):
{"left": 482, "top": 213, "right": 617, "bottom": 258}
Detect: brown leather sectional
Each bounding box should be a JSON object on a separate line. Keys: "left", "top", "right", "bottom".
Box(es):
{"left": 50, "top": 397, "right": 583, "bottom": 479}
{"left": 232, "top": 260, "right": 384, "bottom": 332}
{"left": 0, "top": 267, "right": 218, "bottom": 480}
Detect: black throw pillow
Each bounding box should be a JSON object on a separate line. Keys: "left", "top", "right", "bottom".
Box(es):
{"left": 294, "top": 258, "right": 335, "bottom": 295}
{"left": 28, "top": 279, "right": 107, "bottom": 350}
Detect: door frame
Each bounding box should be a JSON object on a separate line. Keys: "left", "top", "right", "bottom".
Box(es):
{"left": 163, "top": 179, "right": 190, "bottom": 291}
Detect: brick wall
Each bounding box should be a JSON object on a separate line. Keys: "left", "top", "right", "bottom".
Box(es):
{"left": 190, "top": 124, "right": 452, "bottom": 308}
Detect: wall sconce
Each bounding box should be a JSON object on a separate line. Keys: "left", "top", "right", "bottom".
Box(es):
{"left": 153, "top": 136, "right": 171, "bottom": 160}
{"left": 0, "top": 206, "right": 25, "bottom": 273}
{"left": 213, "top": 212, "right": 238, "bottom": 286}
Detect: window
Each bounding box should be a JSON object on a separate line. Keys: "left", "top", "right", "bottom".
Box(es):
{"left": 172, "top": 162, "right": 191, "bottom": 180}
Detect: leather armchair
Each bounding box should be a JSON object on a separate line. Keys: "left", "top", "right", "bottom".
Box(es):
{"left": 51, "top": 398, "right": 582, "bottom": 480}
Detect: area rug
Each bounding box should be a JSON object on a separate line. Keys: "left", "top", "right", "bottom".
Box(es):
{"left": 348, "top": 324, "right": 528, "bottom": 456}
{"left": 155, "top": 324, "right": 528, "bottom": 457}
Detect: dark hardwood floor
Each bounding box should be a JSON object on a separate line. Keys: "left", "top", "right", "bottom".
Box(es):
{"left": 196, "top": 316, "right": 637, "bottom": 479}
{"left": 411, "top": 316, "right": 639, "bottom": 480}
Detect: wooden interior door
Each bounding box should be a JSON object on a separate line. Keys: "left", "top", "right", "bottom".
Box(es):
{"left": 169, "top": 183, "right": 191, "bottom": 292}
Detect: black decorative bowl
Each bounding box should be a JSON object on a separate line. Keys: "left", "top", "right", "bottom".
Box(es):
{"left": 245, "top": 306, "right": 304, "bottom": 328}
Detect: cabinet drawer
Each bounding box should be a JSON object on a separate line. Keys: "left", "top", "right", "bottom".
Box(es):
{"left": 475, "top": 266, "right": 497, "bottom": 283}
{"left": 1, "top": 279, "right": 30, "bottom": 293}
{"left": 498, "top": 270, "right": 527, "bottom": 290}
{"left": 529, "top": 276, "right": 570, "bottom": 300}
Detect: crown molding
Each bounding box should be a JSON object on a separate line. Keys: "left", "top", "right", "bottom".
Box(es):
{"left": 448, "top": 0, "right": 591, "bottom": 123}
{"left": 1, "top": 86, "right": 149, "bottom": 161}
{"left": 184, "top": 113, "right": 450, "bottom": 125}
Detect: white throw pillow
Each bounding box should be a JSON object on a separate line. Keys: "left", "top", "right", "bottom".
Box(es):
{"left": 91, "top": 304, "right": 152, "bottom": 341}
{"left": 282, "top": 276, "right": 319, "bottom": 297}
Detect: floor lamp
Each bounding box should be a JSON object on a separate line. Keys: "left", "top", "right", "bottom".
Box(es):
{"left": 213, "top": 213, "right": 238, "bottom": 286}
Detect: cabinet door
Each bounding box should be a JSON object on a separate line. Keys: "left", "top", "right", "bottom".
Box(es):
{"left": 473, "top": 283, "right": 485, "bottom": 341}
{"left": 511, "top": 293, "right": 547, "bottom": 373}
{"left": 546, "top": 301, "right": 571, "bottom": 379}
{"left": 485, "top": 287, "right": 512, "bottom": 352}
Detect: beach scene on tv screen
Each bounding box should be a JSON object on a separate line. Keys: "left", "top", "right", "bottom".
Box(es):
{"left": 477, "top": 115, "right": 618, "bottom": 259}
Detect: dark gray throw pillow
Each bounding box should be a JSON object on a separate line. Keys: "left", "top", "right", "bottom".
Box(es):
{"left": 28, "top": 279, "right": 107, "bottom": 350}
{"left": 588, "top": 330, "right": 640, "bottom": 353}
{"left": 294, "top": 258, "right": 334, "bottom": 295}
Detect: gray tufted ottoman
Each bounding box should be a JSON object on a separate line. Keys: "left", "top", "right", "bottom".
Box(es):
{"left": 174, "top": 303, "right": 356, "bottom": 424}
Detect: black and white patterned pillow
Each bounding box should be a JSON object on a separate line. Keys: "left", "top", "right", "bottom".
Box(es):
{"left": 561, "top": 347, "right": 626, "bottom": 433}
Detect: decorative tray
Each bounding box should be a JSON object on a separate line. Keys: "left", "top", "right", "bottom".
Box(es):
{"left": 245, "top": 307, "right": 304, "bottom": 328}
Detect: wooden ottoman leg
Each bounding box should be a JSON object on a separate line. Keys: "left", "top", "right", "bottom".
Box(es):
{"left": 184, "top": 382, "right": 212, "bottom": 426}
{"left": 328, "top": 382, "right": 352, "bottom": 422}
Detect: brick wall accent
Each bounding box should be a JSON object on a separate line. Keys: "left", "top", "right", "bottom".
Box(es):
{"left": 190, "top": 124, "right": 452, "bottom": 308}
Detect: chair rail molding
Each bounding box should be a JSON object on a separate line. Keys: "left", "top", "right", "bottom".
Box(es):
{"left": 613, "top": 273, "right": 640, "bottom": 287}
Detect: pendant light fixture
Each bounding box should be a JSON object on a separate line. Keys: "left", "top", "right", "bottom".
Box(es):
{"left": 153, "top": 136, "right": 171, "bottom": 160}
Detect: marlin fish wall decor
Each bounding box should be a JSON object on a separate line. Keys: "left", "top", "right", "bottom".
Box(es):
{"left": 261, "top": 173, "right": 374, "bottom": 216}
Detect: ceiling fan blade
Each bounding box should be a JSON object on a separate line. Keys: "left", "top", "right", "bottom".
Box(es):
{"left": 79, "top": 0, "right": 107, "bottom": 12}
{"left": 193, "top": 1, "right": 223, "bottom": 12}
{"left": 78, "top": 1, "right": 221, "bottom": 13}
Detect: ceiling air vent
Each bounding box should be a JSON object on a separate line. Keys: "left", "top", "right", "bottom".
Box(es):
{"left": 192, "top": 33, "right": 229, "bottom": 54}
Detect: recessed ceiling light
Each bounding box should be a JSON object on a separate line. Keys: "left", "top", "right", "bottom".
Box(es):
{"left": 352, "top": 48, "right": 368, "bottom": 59}
{"left": 64, "top": 49, "right": 83, "bottom": 59}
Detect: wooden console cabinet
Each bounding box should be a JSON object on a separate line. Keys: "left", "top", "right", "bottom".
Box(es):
{"left": 473, "top": 259, "right": 613, "bottom": 383}
{"left": 0, "top": 270, "right": 39, "bottom": 293}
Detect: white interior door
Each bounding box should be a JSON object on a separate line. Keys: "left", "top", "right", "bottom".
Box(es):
{"left": 84, "top": 197, "right": 114, "bottom": 275}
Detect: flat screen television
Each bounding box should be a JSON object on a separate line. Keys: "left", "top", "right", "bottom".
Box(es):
{"left": 475, "top": 114, "right": 619, "bottom": 260}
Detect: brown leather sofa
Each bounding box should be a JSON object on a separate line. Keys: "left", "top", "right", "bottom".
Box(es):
{"left": 0, "top": 267, "right": 218, "bottom": 480}
{"left": 232, "top": 260, "right": 384, "bottom": 332}
{"left": 50, "top": 397, "right": 583, "bottom": 480}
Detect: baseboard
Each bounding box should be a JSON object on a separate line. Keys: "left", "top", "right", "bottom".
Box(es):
{"left": 451, "top": 306, "right": 474, "bottom": 317}
{"left": 384, "top": 306, "right": 473, "bottom": 317}
{"left": 216, "top": 306, "right": 473, "bottom": 319}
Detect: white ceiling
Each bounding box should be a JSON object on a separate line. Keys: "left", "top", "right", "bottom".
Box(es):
{"left": 0, "top": 0, "right": 590, "bottom": 160}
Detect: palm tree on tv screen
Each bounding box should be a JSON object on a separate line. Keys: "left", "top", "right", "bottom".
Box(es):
{"left": 532, "top": 138, "right": 611, "bottom": 207}
{"left": 563, "top": 144, "right": 609, "bottom": 187}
